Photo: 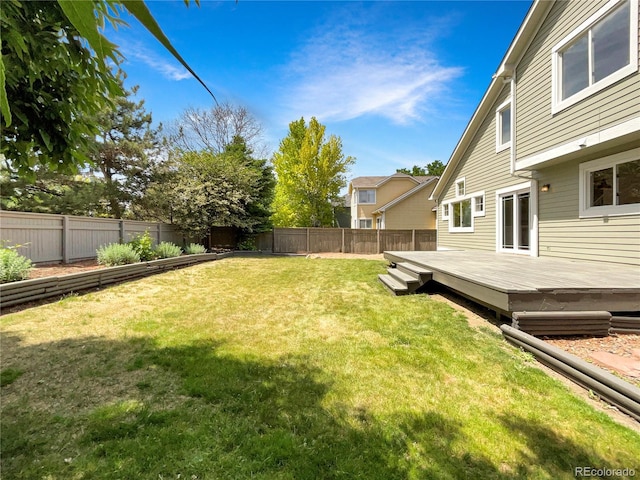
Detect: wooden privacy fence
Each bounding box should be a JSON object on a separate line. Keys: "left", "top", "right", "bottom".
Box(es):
{"left": 0, "top": 210, "right": 187, "bottom": 264}
{"left": 255, "top": 228, "right": 437, "bottom": 254}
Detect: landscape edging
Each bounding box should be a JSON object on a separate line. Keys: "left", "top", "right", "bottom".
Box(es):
{"left": 0, "top": 253, "right": 230, "bottom": 309}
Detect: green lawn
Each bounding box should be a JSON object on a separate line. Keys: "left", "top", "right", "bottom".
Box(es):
{"left": 1, "top": 257, "right": 639, "bottom": 479}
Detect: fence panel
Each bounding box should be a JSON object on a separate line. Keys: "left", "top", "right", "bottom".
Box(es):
{"left": 273, "top": 228, "right": 308, "bottom": 253}
{"left": 209, "top": 227, "right": 238, "bottom": 248}
{"left": 309, "top": 228, "right": 343, "bottom": 253}
{"left": 159, "top": 224, "right": 187, "bottom": 246}
{"left": 0, "top": 211, "right": 64, "bottom": 263}
{"left": 344, "top": 229, "right": 378, "bottom": 254}
{"left": 255, "top": 231, "right": 273, "bottom": 251}
{"left": 69, "top": 217, "right": 120, "bottom": 260}
{"left": 0, "top": 211, "right": 196, "bottom": 264}
{"left": 380, "top": 230, "right": 413, "bottom": 251}
{"left": 415, "top": 230, "right": 437, "bottom": 251}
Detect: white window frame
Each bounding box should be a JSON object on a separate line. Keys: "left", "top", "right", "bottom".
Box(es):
{"left": 442, "top": 203, "right": 450, "bottom": 220}
{"left": 455, "top": 177, "right": 466, "bottom": 197}
{"left": 551, "top": 0, "right": 638, "bottom": 114}
{"left": 443, "top": 189, "right": 485, "bottom": 233}
{"left": 357, "top": 189, "right": 376, "bottom": 204}
{"left": 474, "top": 194, "right": 486, "bottom": 217}
{"left": 358, "top": 218, "right": 373, "bottom": 229}
{"left": 578, "top": 148, "right": 640, "bottom": 218}
{"left": 495, "top": 181, "right": 538, "bottom": 257}
{"left": 495, "top": 99, "right": 512, "bottom": 152}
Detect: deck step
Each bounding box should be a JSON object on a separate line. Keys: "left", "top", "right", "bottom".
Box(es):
{"left": 378, "top": 274, "right": 409, "bottom": 295}
{"left": 395, "top": 262, "right": 433, "bottom": 282}
{"left": 388, "top": 267, "right": 420, "bottom": 285}
{"left": 379, "top": 262, "right": 434, "bottom": 296}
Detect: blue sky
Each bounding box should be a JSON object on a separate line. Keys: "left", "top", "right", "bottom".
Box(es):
{"left": 105, "top": 1, "right": 532, "bottom": 180}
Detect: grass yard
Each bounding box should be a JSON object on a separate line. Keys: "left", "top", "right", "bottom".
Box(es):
{"left": 1, "top": 256, "right": 639, "bottom": 479}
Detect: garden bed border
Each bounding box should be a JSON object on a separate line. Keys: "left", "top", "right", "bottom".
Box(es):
{"left": 0, "top": 253, "right": 231, "bottom": 309}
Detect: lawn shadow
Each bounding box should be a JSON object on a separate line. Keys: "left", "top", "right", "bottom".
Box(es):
{"left": 3, "top": 332, "right": 630, "bottom": 479}
{"left": 498, "top": 414, "right": 637, "bottom": 478}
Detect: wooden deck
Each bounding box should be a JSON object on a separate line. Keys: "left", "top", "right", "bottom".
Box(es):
{"left": 383, "top": 250, "right": 640, "bottom": 317}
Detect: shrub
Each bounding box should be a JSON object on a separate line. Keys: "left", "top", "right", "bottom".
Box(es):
{"left": 184, "top": 243, "right": 207, "bottom": 255}
{"left": 127, "top": 231, "right": 157, "bottom": 261}
{"left": 0, "top": 247, "right": 32, "bottom": 283}
{"left": 154, "top": 242, "right": 182, "bottom": 259}
{"left": 97, "top": 243, "right": 141, "bottom": 266}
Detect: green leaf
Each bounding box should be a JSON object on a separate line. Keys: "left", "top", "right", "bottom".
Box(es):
{"left": 57, "top": 0, "right": 117, "bottom": 64}
{"left": 0, "top": 56, "right": 11, "bottom": 127}
{"left": 121, "top": 0, "right": 216, "bottom": 102}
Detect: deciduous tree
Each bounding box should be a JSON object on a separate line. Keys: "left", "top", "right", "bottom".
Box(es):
{"left": 271, "top": 117, "right": 354, "bottom": 227}
{"left": 396, "top": 160, "right": 446, "bottom": 177}
{"left": 1, "top": 0, "right": 212, "bottom": 177}
{"left": 170, "top": 104, "right": 266, "bottom": 157}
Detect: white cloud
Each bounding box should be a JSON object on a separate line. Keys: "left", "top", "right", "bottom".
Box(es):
{"left": 128, "top": 45, "right": 191, "bottom": 81}
{"left": 281, "top": 9, "right": 463, "bottom": 125}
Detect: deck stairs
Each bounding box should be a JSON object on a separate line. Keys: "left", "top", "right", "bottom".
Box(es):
{"left": 378, "top": 262, "right": 433, "bottom": 295}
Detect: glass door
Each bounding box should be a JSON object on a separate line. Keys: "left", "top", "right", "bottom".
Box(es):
{"left": 499, "top": 190, "right": 530, "bottom": 253}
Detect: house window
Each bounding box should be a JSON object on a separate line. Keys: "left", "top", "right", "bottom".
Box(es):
{"left": 579, "top": 149, "right": 640, "bottom": 217}
{"left": 452, "top": 199, "right": 472, "bottom": 229}
{"left": 359, "top": 218, "right": 373, "bottom": 229}
{"left": 552, "top": 0, "right": 637, "bottom": 113}
{"left": 358, "top": 189, "right": 376, "bottom": 204}
{"left": 442, "top": 204, "right": 450, "bottom": 219}
{"left": 474, "top": 195, "right": 485, "bottom": 216}
{"left": 455, "top": 178, "right": 465, "bottom": 197}
{"left": 496, "top": 100, "right": 512, "bottom": 151}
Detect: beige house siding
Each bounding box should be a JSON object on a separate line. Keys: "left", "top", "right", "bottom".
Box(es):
{"left": 516, "top": 0, "right": 640, "bottom": 160}
{"left": 537, "top": 153, "right": 640, "bottom": 266}
{"left": 437, "top": 86, "right": 524, "bottom": 251}
{"left": 384, "top": 184, "right": 437, "bottom": 229}
{"left": 353, "top": 177, "right": 425, "bottom": 228}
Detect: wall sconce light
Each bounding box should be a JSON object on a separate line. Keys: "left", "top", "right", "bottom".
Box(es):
{"left": 541, "top": 184, "right": 550, "bottom": 192}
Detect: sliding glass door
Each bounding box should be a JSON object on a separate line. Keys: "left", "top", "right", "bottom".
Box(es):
{"left": 499, "top": 189, "right": 530, "bottom": 253}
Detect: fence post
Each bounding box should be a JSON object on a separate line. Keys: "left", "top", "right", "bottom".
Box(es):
{"left": 377, "top": 229, "right": 381, "bottom": 254}
{"left": 412, "top": 229, "right": 416, "bottom": 251}
{"left": 62, "top": 215, "right": 70, "bottom": 263}
{"left": 119, "top": 220, "right": 125, "bottom": 244}
{"left": 306, "top": 228, "right": 310, "bottom": 253}
{"left": 341, "top": 228, "right": 345, "bottom": 253}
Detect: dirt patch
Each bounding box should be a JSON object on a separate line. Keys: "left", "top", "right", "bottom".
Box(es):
{"left": 29, "top": 260, "right": 105, "bottom": 279}
{"left": 305, "top": 252, "right": 385, "bottom": 260}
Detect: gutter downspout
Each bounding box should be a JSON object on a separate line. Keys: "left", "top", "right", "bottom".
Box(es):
{"left": 506, "top": 71, "right": 539, "bottom": 257}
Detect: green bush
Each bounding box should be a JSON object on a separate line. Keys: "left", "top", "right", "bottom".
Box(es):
{"left": 97, "top": 243, "right": 141, "bottom": 266}
{"left": 0, "top": 247, "right": 32, "bottom": 283}
{"left": 154, "top": 242, "right": 182, "bottom": 259}
{"left": 184, "top": 243, "right": 207, "bottom": 255}
{"left": 127, "top": 231, "right": 157, "bottom": 261}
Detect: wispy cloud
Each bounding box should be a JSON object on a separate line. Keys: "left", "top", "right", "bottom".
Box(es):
{"left": 281, "top": 7, "right": 463, "bottom": 125}
{"left": 126, "top": 43, "right": 191, "bottom": 81}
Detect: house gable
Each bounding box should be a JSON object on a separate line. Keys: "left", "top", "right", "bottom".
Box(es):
{"left": 432, "top": 0, "right": 640, "bottom": 265}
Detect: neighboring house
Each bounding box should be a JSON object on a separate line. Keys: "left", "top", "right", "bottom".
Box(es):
{"left": 333, "top": 194, "right": 352, "bottom": 228}
{"left": 431, "top": 0, "right": 640, "bottom": 266}
{"left": 348, "top": 173, "right": 438, "bottom": 229}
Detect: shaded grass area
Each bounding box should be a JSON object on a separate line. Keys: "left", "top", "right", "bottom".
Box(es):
{"left": 1, "top": 257, "right": 639, "bottom": 479}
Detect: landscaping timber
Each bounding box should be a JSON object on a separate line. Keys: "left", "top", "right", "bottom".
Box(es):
{"left": 0, "top": 253, "right": 226, "bottom": 309}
